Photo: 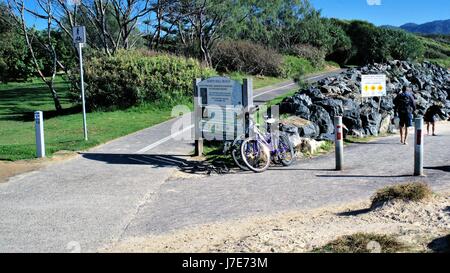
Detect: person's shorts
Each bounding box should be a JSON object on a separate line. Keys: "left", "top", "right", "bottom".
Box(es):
{"left": 399, "top": 113, "right": 413, "bottom": 127}
{"left": 424, "top": 115, "right": 436, "bottom": 123}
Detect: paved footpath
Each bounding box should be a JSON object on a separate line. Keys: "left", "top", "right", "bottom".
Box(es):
{"left": 2, "top": 69, "right": 449, "bottom": 252}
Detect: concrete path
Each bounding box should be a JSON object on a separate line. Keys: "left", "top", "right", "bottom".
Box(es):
{"left": 118, "top": 123, "right": 450, "bottom": 239}
{"left": 0, "top": 70, "right": 342, "bottom": 252}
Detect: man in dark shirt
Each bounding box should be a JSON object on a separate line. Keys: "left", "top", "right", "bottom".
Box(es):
{"left": 394, "top": 86, "right": 416, "bottom": 145}
{"left": 424, "top": 103, "right": 446, "bottom": 136}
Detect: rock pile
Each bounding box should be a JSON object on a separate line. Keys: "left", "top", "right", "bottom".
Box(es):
{"left": 280, "top": 61, "right": 450, "bottom": 140}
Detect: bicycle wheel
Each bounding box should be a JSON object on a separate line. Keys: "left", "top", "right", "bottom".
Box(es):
{"left": 240, "top": 138, "right": 271, "bottom": 173}
{"left": 231, "top": 134, "right": 249, "bottom": 171}
{"left": 279, "top": 134, "right": 295, "bottom": 166}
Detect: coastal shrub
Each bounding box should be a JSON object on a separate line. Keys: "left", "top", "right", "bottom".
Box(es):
{"left": 69, "top": 50, "right": 215, "bottom": 110}
{"left": 371, "top": 182, "right": 432, "bottom": 208}
{"left": 211, "top": 40, "right": 283, "bottom": 77}
{"left": 314, "top": 233, "right": 406, "bottom": 253}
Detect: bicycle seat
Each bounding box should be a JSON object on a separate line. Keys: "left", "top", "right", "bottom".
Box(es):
{"left": 265, "top": 118, "right": 276, "bottom": 124}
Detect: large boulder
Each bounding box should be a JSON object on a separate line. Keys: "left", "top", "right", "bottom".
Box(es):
{"left": 309, "top": 105, "right": 334, "bottom": 140}
{"left": 278, "top": 60, "right": 450, "bottom": 140}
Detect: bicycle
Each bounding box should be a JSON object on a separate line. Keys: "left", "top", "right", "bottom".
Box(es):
{"left": 239, "top": 116, "right": 295, "bottom": 173}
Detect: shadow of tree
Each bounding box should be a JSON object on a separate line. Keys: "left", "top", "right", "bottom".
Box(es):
{"left": 0, "top": 105, "right": 81, "bottom": 122}
{"left": 80, "top": 153, "right": 234, "bottom": 175}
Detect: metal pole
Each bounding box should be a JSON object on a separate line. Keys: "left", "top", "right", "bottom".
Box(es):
{"left": 78, "top": 43, "right": 88, "bottom": 141}
{"left": 414, "top": 117, "right": 424, "bottom": 176}
{"left": 194, "top": 78, "right": 203, "bottom": 156}
{"left": 34, "top": 111, "right": 45, "bottom": 158}
{"left": 335, "top": 116, "right": 344, "bottom": 171}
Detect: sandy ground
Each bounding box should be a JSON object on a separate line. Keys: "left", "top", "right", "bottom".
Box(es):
{"left": 0, "top": 151, "right": 77, "bottom": 183}
{"left": 104, "top": 192, "right": 450, "bottom": 253}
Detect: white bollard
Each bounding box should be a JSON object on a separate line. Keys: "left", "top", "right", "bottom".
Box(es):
{"left": 34, "top": 111, "right": 45, "bottom": 158}
{"left": 414, "top": 117, "right": 424, "bottom": 176}
{"left": 335, "top": 116, "right": 344, "bottom": 171}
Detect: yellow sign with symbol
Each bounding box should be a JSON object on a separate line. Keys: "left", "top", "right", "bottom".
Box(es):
{"left": 361, "top": 74, "right": 386, "bottom": 97}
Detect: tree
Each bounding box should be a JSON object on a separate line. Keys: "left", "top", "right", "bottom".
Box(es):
{"left": 7, "top": 0, "right": 63, "bottom": 112}
{"left": 0, "top": 2, "right": 31, "bottom": 82}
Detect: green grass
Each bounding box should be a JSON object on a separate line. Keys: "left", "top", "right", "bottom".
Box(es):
{"left": 225, "top": 72, "right": 288, "bottom": 90}
{"left": 314, "top": 233, "right": 407, "bottom": 253}
{"left": 419, "top": 36, "right": 450, "bottom": 68}
{"left": 429, "top": 57, "right": 450, "bottom": 69}
{"left": 0, "top": 77, "right": 187, "bottom": 161}
{"left": 1, "top": 73, "right": 288, "bottom": 161}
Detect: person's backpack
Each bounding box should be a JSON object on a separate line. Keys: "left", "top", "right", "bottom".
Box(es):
{"left": 397, "top": 92, "right": 412, "bottom": 114}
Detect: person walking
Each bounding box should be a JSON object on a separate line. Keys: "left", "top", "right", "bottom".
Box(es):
{"left": 424, "top": 102, "right": 446, "bottom": 136}
{"left": 394, "top": 86, "right": 416, "bottom": 145}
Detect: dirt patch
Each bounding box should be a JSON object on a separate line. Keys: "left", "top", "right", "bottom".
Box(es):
{"left": 0, "top": 151, "right": 78, "bottom": 183}
{"left": 103, "top": 193, "right": 450, "bottom": 253}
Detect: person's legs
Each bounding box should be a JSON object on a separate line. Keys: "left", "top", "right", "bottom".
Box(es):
{"left": 399, "top": 126, "right": 404, "bottom": 144}
{"left": 432, "top": 122, "right": 436, "bottom": 136}
{"left": 405, "top": 113, "right": 414, "bottom": 145}
{"left": 426, "top": 122, "right": 430, "bottom": 135}
{"left": 404, "top": 126, "right": 409, "bottom": 145}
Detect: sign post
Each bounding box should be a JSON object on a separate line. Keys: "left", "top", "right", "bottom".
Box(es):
{"left": 334, "top": 116, "right": 344, "bottom": 171}
{"left": 73, "top": 26, "right": 88, "bottom": 141}
{"left": 361, "top": 74, "right": 387, "bottom": 98}
{"left": 194, "top": 78, "right": 203, "bottom": 156}
{"left": 34, "top": 111, "right": 45, "bottom": 158}
{"left": 414, "top": 117, "right": 424, "bottom": 176}
{"left": 194, "top": 77, "right": 253, "bottom": 156}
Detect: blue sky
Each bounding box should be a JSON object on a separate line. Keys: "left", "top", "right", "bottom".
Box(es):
{"left": 23, "top": 0, "right": 450, "bottom": 29}
{"left": 310, "top": 0, "right": 450, "bottom": 26}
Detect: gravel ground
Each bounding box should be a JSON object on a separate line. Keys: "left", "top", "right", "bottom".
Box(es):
{"left": 104, "top": 192, "right": 450, "bottom": 253}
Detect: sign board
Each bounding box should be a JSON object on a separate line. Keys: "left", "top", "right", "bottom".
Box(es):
{"left": 195, "top": 77, "right": 252, "bottom": 141}
{"left": 72, "top": 26, "right": 86, "bottom": 44}
{"left": 361, "top": 74, "right": 386, "bottom": 97}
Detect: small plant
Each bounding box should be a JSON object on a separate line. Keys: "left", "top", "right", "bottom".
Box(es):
{"left": 370, "top": 182, "right": 432, "bottom": 208}
{"left": 314, "top": 233, "right": 407, "bottom": 253}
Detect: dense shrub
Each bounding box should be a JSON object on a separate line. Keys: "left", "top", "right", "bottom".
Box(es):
{"left": 340, "top": 20, "right": 424, "bottom": 65}
{"left": 287, "top": 44, "right": 325, "bottom": 69}
{"left": 281, "top": 55, "right": 315, "bottom": 80}
{"left": 70, "top": 50, "right": 215, "bottom": 110}
{"left": 211, "top": 40, "right": 283, "bottom": 77}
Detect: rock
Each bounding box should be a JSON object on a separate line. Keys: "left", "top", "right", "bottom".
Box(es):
{"left": 298, "top": 122, "right": 319, "bottom": 139}
{"left": 309, "top": 105, "right": 334, "bottom": 136}
{"left": 379, "top": 114, "right": 391, "bottom": 135}
{"left": 278, "top": 60, "right": 450, "bottom": 140}
{"left": 281, "top": 116, "right": 318, "bottom": 139}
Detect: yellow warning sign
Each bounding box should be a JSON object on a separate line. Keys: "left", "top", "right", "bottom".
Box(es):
{"left": 361, "top": 74, "right": 386, "bottom": 97}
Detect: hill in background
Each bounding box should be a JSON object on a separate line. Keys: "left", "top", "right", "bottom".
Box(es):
{"left": 399, "top": 19, "right": 450, "bottom": 35}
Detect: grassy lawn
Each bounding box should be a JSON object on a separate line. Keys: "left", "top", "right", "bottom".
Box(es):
{"left": 0, "top": 75, "right": 287, "bottom": 161}
{"left": 226, "top": 72, "right": 288, "bottom": 89}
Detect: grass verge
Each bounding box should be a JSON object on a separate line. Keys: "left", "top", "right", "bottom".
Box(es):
{"left": 370, "top": 182, "right": 432, "bottom": 208}
{"left": 314, "top": 233, "right": 407, "bottom": 253}
{"left": 1, "top": 74, "right": 288, "bottom": 161}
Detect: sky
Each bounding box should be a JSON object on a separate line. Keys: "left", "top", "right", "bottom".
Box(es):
{"left": 22, "top": 0, "right": 450, "bottom": 29}
{"left": 310, "top": 0, "right": 450, "bottom": 26}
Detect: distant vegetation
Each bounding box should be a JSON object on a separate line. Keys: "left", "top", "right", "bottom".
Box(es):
{"left": 0, "top": 0, "right": 449, "bottom": 112}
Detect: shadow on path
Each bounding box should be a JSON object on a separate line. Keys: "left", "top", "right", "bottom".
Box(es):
{"left": 336, "top": 207, "right": 372, "bottom": 216}
{"left": 80, "top": 153, "right": 233, "bottom": 175}
{"left": 316, "top": 174, "right": 413, "bottom": 178}
{"left": 424, "top": 166, "right": 450, "bottom": 173}
{"left": 427, "top": 235, "right": 450, "bottom": 253}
